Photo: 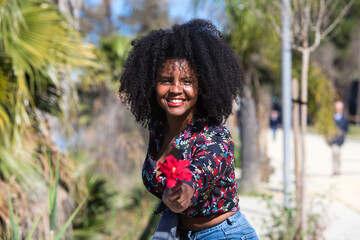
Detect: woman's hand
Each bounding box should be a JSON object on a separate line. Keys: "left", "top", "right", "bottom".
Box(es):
{"left": 162, "top": 181, "right": 194, "bottom": 213}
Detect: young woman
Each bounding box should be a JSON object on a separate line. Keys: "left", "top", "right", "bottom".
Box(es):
{"left": 119, "top": 19, "right": 259, "bottom": 240}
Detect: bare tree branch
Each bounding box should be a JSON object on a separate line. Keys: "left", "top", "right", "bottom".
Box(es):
{"left": 292, "top": 0, "right": 301, "bottom": 32}
{"left": 292, "top": 43, "right": 304, "bottom": 52}
{"left": 321, "top": 0, "right": 339, "bottom": 28}
{"left": 264, "top": 0, "right": 353, "bottom": 54}
{"left": 313, "top": 0, "right": 325, "bottom": 31}
{"left": 321, "top": 0, "right": 355, "bottom": 38}
{"left": 323, "top": 0, "right": 341, "bottom": 23}
{"left": 310, "top": 0, "right": 319, "bottom": 23}
{"left": 292, "top": 0, "right": 302, "bottom": 36}
{"left": 301, "top": 4, "right": 311, "bottom": 46}
{"left": 308, "top": 31, "right": 321, "bottom": 52}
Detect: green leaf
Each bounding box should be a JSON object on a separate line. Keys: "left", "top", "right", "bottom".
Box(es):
{"left": 25, "top": 207, "right": 46, "bottom": 240}
{"left": 50, "top": 153, "right": 60, "bottom": 231}
{"left": 0, "top": 0, "right": 97, "bottom": 187}
{"left": 55, "top": 198, "right": 86, "bottom": 240}
{"left": 8, "top": 189, "right": 20, "bottom": 240}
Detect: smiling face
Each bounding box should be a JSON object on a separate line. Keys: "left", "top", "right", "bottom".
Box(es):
{"left": 156, "top": 59, "right": 199, "bottom": 121}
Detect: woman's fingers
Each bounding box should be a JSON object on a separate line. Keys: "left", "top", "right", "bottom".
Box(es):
{"left": 167, "top": 182, "right": 183, "bottom": 201}
{"left": 163, "top": 182, "right": 194, "bottom": 213}
{"left": 176, "top": 183, "right": 193, "bottom": 206}
{"left": 171, "top": 181, "right": 182, "bottom": 192}
{"left": 163, "top": 182, "right": 181, "bottom": 203}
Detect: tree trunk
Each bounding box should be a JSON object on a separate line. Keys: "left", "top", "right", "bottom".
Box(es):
{"left": 300, "top": 48, "right": 310, "bottom": 236}
{"left": 292, "top": 78, "right": 302, "bottom": 240}
{"left": 357, "top": 32, "right": 360, "bottom": 124}
{"left": 357, "top": 82, "right": 360, "bottom": 124}
{"left": 254, "top": 78, "right": 271, "bottom": 182}
{"left": 239, "top": 73, "right": 260, "bottom": 193}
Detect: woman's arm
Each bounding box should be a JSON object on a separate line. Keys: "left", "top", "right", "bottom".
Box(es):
{"left": 163, "top": 126, "right": 234, "bottom": 213}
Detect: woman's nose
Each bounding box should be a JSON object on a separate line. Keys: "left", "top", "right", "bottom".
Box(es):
{"left": 169, "top": 82, "right": 183, "bottom": 93}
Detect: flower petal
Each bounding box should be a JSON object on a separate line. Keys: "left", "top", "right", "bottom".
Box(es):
{"left": 166, "top": 178, "right": 178, "bottom": 188}
{"left": 177, "top": 168, "right": 193, "bottom": 182}
{"left": 176, "top": 159, "right": 191, "bottom": 170}
{"left": 158, "top": 162, "right": 171, "bottom": 178}
{"left": 159, "top": 155, "right": 193, "bottom": 188}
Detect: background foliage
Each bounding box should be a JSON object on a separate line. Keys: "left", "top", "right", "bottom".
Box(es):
{"left": 0, "top": 0, "right": 359, "bottom": 239}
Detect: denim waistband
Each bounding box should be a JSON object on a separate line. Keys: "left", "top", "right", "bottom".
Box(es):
{"left": 178, "top": 210, "right": 241, "bottom": 235}
{"left": 225, "top": 210, "right": 242, "bottom": 225}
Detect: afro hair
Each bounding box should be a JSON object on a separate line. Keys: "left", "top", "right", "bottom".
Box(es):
{"left": 119, "top": 19, "right": 242, "bottom": 126}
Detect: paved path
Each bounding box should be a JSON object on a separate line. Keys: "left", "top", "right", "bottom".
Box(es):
{"left": 238, "top": 129, "right": 360, "bottom": 240}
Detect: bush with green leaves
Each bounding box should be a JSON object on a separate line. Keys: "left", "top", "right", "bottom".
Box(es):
{"left": 5, "top": 154, "right": 85, "bottom": 240}
{"left": 262, "top": 194, "right": 328, "bottom": 240}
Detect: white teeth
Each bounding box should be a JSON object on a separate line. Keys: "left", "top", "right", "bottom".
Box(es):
{"left": 168, "top": 99, "right": 184, "bottom": 103}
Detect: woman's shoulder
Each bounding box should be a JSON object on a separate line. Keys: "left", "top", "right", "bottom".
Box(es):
{"left": 193, "top": 119, "right": 233, "bottom": 144}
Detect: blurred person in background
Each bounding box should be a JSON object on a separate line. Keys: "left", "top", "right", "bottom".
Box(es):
{"left": 119, "top": 19, "right": 259, "bottom": 240}
{"left": 330, "top": 100, "right": 348, "bottom": 175}
{"left": 269, "top": 109, "right": 281, "bottom": 140}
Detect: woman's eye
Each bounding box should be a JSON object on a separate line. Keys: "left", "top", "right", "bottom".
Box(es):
{"left": 182, "top": 79, "right": 193, "bottom": 85}
{"left": 159, "top": 78, "right": 171, "bottom": 84}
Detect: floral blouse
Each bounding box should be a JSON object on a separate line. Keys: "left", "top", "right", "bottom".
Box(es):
{"left": 142, "top": 117, "right": 239, "bottom": 218}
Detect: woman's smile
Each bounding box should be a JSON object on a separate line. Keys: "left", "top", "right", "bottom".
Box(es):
{"left": 166, "top": 98, "right": 185, "bottom": 106}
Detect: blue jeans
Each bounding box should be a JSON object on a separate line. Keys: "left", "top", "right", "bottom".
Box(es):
{"left": 176, "top": 211, "right": 258, "bottom": 240}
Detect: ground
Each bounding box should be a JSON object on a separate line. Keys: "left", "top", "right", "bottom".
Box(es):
{"left": 238, "top": 129, "right": 360, "bottom": 240}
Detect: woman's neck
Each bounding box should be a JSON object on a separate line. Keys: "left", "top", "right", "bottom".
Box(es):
{"left": 165, "top": 112, "right": 195, "bottom": 137}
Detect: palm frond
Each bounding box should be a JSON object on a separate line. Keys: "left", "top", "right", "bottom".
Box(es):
{"left": 0, "top": 0, "right": 98, "bottom": 185}
{"left": 0, "top": 0, "right": 97, "bottom": 237}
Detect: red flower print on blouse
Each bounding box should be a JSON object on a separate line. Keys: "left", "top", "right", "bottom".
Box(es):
{"left": 218, "top": 199, "right": 224, "bottom": 208}
{"left": 213, "top": 167, "right": 219, "bottom": 176}
{"left": 158, "top": 155, "right": 193, "bottom": 188}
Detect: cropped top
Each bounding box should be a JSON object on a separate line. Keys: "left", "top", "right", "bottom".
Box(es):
{"left": 142, "top": 117, "right": 239, "bottom": 218}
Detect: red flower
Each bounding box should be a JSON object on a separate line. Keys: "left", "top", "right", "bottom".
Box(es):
{"left": 158, "top": 155, "right": 193, "bottom": 188}
{"left": 213, "top": 167, "right": 219, "bottom": 175}
{"left": 218, "top": 200, "right": 224, "bottom": 208}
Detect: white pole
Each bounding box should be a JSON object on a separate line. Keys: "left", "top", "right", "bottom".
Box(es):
{"left": 281, "top": 0, "right": 292, "bottom": 207}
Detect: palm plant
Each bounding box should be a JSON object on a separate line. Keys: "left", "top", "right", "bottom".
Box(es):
{"left": 0, "top": 0, "right": 96, "bottom": 182}
{"left": 6, "top": 154, "right": 86, "bottom": 240}
{"left": 100, "top": 35, "right": 132, "bottom": 82}
{"left": 0, "top": 0, "right": 97, "bottom": 236}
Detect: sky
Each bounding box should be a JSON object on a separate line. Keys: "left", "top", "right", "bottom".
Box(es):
{"left": 86, "top": 0, "right": 204, "bottom": 19}
{"left": 85, "top": 0, "right": 223, "bottom": 36}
